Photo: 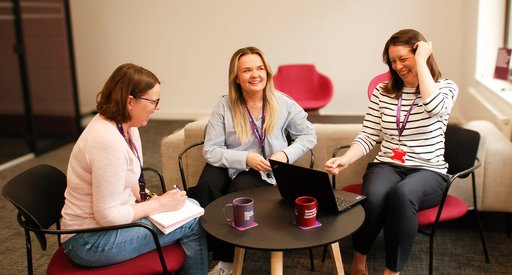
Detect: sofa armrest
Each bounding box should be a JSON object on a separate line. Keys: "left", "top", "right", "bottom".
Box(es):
{"left": 161, "top": 128, "right": 185, "bottom": 190}
{"left": 465, "top": 120, "right": 512, "bottom": 212}
{"left": 161, "top": 120, "right": 208, "bottom": 191}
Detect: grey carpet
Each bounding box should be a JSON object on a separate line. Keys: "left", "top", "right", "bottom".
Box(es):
{"left": 0, "top": 119, "right": 511, "bottom": 274}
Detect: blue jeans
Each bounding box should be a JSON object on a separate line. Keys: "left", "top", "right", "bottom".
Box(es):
{"left": 63, "top": 199, "right": 208, "bottom": 275}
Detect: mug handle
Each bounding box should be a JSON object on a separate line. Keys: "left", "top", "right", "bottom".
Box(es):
{"left": 223, "top": 203, "right": 234, "bottom": 222}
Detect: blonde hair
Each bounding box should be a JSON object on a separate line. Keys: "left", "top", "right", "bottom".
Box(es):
{"left": 228, "top": 47, "right": 278, "bottom": 143}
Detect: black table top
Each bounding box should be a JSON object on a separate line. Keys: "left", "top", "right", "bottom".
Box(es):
{"left": 201, "top": 186, "right": 364, "bottom": 251}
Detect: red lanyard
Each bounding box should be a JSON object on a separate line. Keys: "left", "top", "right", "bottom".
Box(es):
{"left": 117, "top": 123, "right": 147, "bottom": 202}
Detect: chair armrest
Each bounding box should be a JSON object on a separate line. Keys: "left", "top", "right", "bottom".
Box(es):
{"left": 143, "top": 167, "right": 167, "bottom": 193}
{"left": 178, "top": 141, "right": 205, "bottom": 191}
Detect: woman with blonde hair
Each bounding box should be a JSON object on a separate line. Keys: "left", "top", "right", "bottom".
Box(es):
{"left": 189, "top": 46, "right": 316, "bottom": 274}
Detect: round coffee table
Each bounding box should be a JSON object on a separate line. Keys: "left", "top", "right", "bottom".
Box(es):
{"left": 201, "top": 186, "right": 364, "bottom": 274}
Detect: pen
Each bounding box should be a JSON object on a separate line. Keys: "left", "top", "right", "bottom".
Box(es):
{"left": 173, "top": 185, "right": 181, "bottom": 192}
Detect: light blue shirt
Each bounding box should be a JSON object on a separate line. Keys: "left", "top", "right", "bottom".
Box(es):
{"left": 203, "top": 92, "right": 317, "bottom": 183}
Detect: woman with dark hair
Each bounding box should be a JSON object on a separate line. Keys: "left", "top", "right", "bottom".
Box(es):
{"left": 61, "top": 63, "right": 207, "bottom": 274}
{"left": 325, "top": 29, "right": 458, "bottom": 274}
{"left": 188, "top": 47, "right": 316, "bottom": 274}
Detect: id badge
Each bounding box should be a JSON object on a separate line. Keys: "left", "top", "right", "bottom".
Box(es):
{"left": 391, "top": 147, "right": 406, "bottom": 163}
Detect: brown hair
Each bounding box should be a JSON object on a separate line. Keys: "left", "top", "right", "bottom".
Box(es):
{"left": 228, "top": 46, "right": 278, "bottom": 142}
{"left": 381, "top": 29, "right": 442, "bottom": 98}
{"left": 96, "top": 63, "right": 160, "bottom": 123}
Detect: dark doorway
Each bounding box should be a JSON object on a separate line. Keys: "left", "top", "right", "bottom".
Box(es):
{"left": 0, "top": 0, "right": 80, "bottom": 167}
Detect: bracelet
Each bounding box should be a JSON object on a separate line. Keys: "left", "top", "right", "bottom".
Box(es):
{"left": 146, "top": 191, "right": 158, "bottom": 200}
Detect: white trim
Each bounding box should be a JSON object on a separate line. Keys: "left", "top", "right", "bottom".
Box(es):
{"left": 0, "top": 153, "right": 35, "bottom": 173}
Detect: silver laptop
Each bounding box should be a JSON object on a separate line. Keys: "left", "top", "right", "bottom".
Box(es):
{"left": 270, "top": 159, "right": 366, "bottom": 214}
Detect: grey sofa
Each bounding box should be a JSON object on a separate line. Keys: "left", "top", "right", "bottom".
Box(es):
{"left": 161, "top": 119, "right": 512, "bottom": 213}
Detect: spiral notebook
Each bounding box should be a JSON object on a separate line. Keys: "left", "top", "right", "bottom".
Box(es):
{"left": 148, "top": 200, "right": 205, "bottom": 234}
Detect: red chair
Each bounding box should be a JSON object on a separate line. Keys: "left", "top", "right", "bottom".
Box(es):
{"left": 367, "top": 71, "right": 391, "bottom": 99}
{"left": 273, "top": 64, "right": 333, "bottom": 112}
{"left": 331, "top": 73, "right": 490, "bottom": 274}
{"left": 2, "top": 165, "right": 186, "bottom": 275}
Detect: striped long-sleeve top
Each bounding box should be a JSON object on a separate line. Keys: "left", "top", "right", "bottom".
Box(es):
{"left": 353, "top": 79, "right": 458, "bottom": 174}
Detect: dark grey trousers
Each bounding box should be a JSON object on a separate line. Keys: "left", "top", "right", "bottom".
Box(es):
{"left": 352, "top": 163, "right": 447, "bottom": 272}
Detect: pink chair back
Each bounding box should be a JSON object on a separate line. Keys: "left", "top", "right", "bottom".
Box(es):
{"left": 273, "top": 64, "right": 333, "bottom": 111}
{"left": 367, "top": 71, "right": 391, "bottom": 99}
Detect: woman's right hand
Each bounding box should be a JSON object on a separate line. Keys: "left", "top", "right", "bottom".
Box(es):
{"left": 157, "top": 189, "right": 187, "bottom": 211}
{"left": 325, "top": 156, "right": 350, "bottom": 175}
{"left": 247, "top": 151, "right": 271, "bottom": 171}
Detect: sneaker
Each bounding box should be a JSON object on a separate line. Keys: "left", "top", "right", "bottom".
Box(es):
{"left": 208, "top": 261, "right": 233, "bottom": 275}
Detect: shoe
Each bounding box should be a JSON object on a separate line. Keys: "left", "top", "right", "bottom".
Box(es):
{"left": 208, "top": 261, "right": 233, "bottom": 275}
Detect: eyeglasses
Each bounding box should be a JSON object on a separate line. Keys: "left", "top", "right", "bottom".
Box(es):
{"left": 137, "top": 97, "right": 160, "bottom": 109}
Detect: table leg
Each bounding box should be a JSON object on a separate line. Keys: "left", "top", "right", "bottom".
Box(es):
{"left": 232, "top": 247, "right": 245, "bottom": 275}
{"left": 329, "top": 242, "right": 345, "bottom": 275}
{"left": 270, "top": 251, "right": 283, "bottom": 275}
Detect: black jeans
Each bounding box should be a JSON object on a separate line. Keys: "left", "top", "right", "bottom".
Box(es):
{"left": 352, "top": 163, "right": 447, "bottom": 272}
{"left": 187, "top": 163, "right": 271, "bottom": 262}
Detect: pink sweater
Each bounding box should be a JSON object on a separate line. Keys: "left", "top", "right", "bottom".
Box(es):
{"left": 61, "top": 115, "right": 142, "bottom": 241}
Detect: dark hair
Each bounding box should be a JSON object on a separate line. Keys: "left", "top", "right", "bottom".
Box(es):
{"left": 381, "top": 29, "right": 442, "bottom": 97}
{"left": 96, "top": 63, "right": 160, "bottom": 123}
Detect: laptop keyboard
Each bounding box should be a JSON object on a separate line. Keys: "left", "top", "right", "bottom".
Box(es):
{"left": 335, "top": 196, "right": 352, "bottom": 211}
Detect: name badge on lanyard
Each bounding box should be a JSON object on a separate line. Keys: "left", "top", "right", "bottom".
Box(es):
{"left": 117, "top": 123, "right": 147, "bottom": 201}
{"left": 391, "top": 95, "right": 416, "bottom": 164}
{"left": 244, "top": 102, "right": 273, "bottom": 179}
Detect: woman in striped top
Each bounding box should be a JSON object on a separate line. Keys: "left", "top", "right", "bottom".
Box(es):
{"left": 325, "top": 29, "right": 458, "bottom": 275}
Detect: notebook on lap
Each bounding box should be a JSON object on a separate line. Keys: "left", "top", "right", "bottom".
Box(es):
{"left": 269, "top": 159, "right": 366, "bottom": 214}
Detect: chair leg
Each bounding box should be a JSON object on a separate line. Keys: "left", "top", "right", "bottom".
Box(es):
{"left": 24, "top": 230, "right": 34, "bottom": 275}
{"left": 429, "top": 230, "right": 435, "bottom": 275}
{"left": 471, "top": 174, "right": 490, "bottom": 262}
{"left": 474, "top": 210, "right": 490, "bottom": 263}
{"left": 308, "top": 249, "right": 315, "bottom": 271}
{"left": 507, "top": 213, "right": 511, "bottom": 238}
{"left": 321, "top": 245, "right": 328, "bottom": 262}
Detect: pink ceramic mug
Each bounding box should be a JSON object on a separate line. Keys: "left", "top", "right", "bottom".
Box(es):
{"left": 223, "top": 197, "right": 254, "bottom": 228}
{"left": 295, "top": 196, "right": 317, "bottom": 227}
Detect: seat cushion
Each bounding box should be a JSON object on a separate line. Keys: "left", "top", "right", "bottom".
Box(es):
{"left": 340, "top": 183, "right": 363, "bottom": 194}
{"left": 47, "top": 243, "right": 185, "bottom": 274}
{"left": 417, "top": 195, "right": 468, "bottom": 226}
{"left": 342, "top": 184, "right": 469, "bottom": 227}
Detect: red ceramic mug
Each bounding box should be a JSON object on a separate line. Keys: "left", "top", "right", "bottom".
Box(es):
{"left": 223, "top": 197, "right": 254, "bottom": 228}
{"left": 295, "top": 196, "right": 317, "bottom": 227}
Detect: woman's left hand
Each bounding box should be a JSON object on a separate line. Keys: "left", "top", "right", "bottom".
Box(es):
{"left": 414, "top": 41, "right": 433, "bottom": 63}
{"left": 247, "top": 152, "right": 271, "bottom": 171}
{"left": 269, "top": 151, "right": 288, "bottom": 163}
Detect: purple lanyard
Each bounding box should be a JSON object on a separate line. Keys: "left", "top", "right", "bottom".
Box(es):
{"left": 396, "top": 95, "right": 416, "bottom": 142}
{"left": 244, "top": 102, "right": 266, "bottom": 158}
{"left": 117, "top": 123, "right": 147, "bottom": 202}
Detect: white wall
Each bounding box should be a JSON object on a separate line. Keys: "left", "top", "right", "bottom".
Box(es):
{"left": 456, "top": 0, "right": 512, "bottom": 138}
{"left": 69, "top": 0, "right": 466, "bottom": 119}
